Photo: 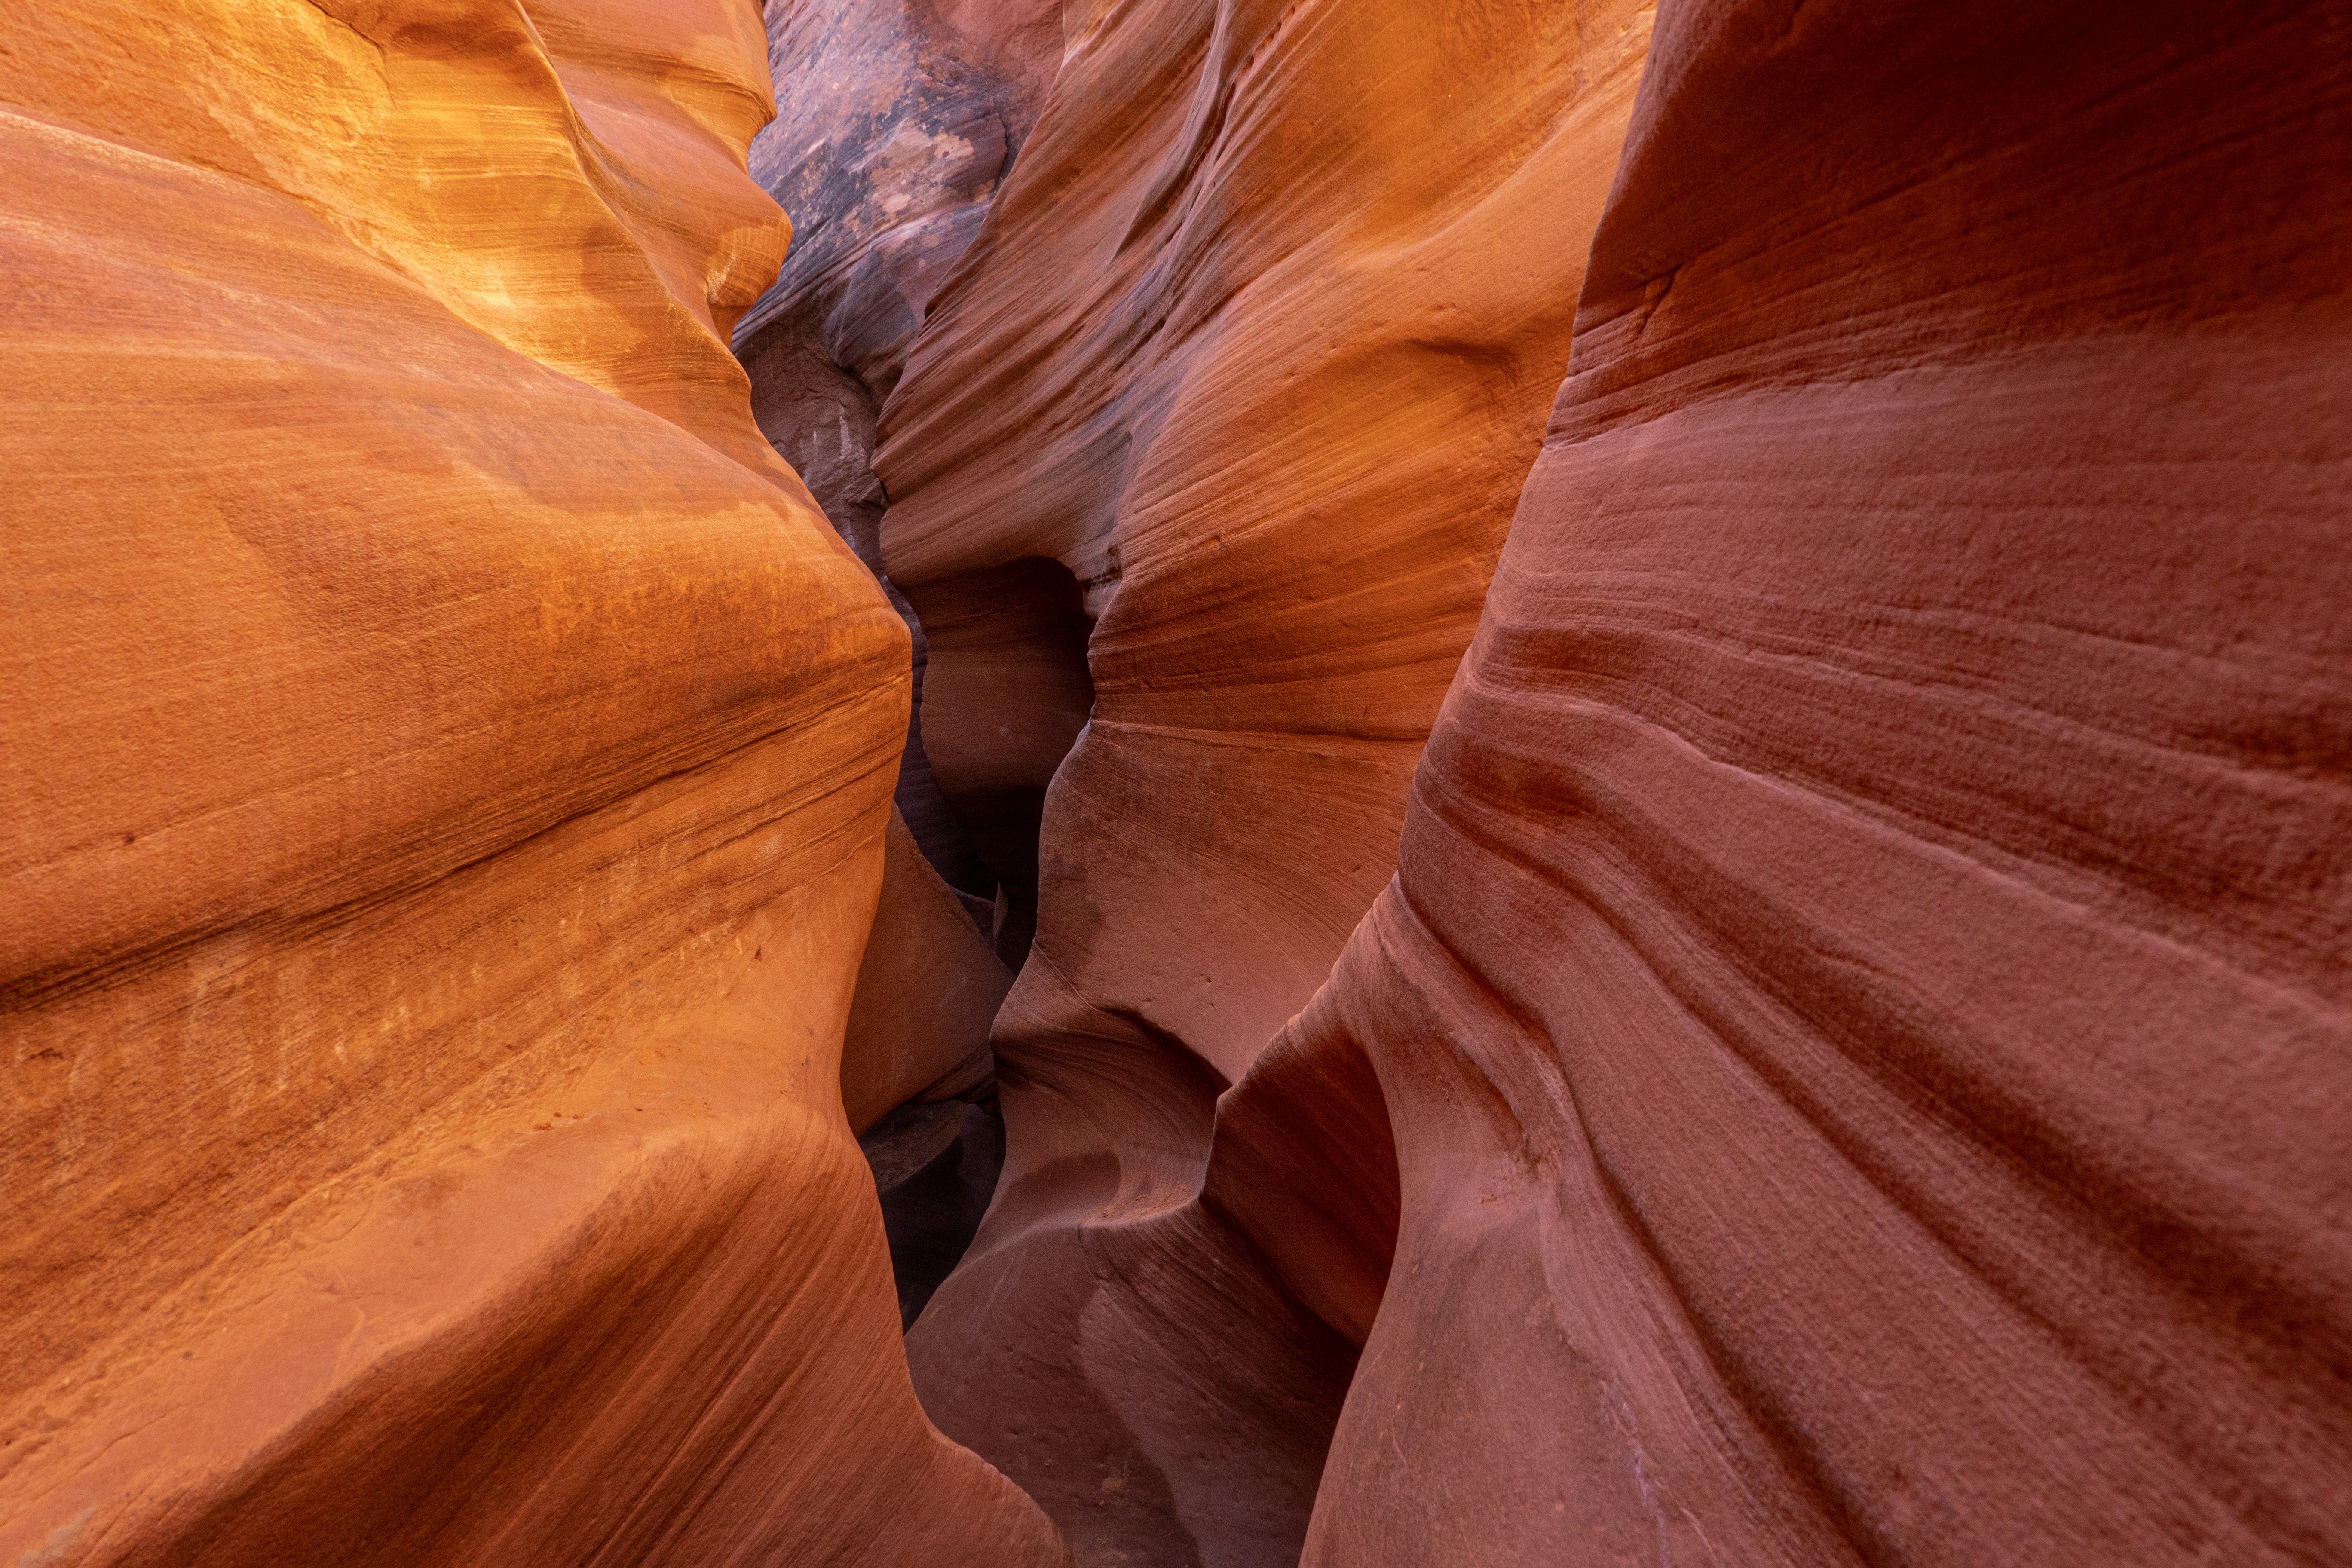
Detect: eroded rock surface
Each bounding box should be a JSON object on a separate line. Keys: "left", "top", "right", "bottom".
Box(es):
{"left": 842, "top": 809, "right": 1013, "bottom": 1132}
{"left": 0, "top": 3, "right": 1064, "bottom": 1563}
{"left": 885, "top": 0, "right": 2352, "bottom": 1562}
{"left": 6, "top": 0, "right": 2343, "bottom": 1561}
{"left": 874, "top": 0, "right": 1656, "bottom": 1559}
{"left": 737, "top": 0, "right": 1063, "bottom": 901}
{"left": 1277, "top": 3, "right": 2352, "bottom": 1560}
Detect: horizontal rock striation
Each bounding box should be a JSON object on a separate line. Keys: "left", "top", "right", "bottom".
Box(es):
{"left": 0, "top": 1, "right": 1064, "bottom": 1562}
{"left": 6, "top": 0, "right": 2343, "bottom": 1560}
{"left": 882, "top": 0, "right": 2352, "bottom": 1561}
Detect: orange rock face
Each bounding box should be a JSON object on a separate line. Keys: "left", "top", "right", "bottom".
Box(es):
{"left": 879, "top": 0, "right": 1652, "bottom": 984}
{"left": 871, "top": 0, "right": 1654, "bottom": 1558}
{"left": 841, "top": 810, "right": 1011, "bottom": 1133}
{"left": 859, "top": 0, "right": 2352, "bottom": 1561}
{"left": 877, "top": 0, "right": 2350, "bottom": 1560}
{"left": 0, "top": 2, "right": 1061, "bottom": 1562}
{"left": 9, "top": 0, "right": 2344, "bottom": 1560}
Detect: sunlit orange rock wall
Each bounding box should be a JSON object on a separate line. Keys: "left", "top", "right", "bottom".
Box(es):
{"left": 872, "top": 0, "right": 1654, "bottom": 1559}
{"left": 0, "top": 2, "right": 1063, "bottom": 1562}
{"left": 1269, "top": 0, "right": 2352, "bottom": 1562}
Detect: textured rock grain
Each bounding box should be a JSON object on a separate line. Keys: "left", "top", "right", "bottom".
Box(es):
{"left": 1283, "top": 0, "right": 2352, "bottom": 1562}
{"left": 875, "top": 0, "right": 1655, "bottom": 1559}
{"left": 737, "top": 0, "right": 1063, "bottom": 897}
{"left": 885, "top": 0, "right": 2352, "bottom": 1562}
{"left": 0, "top": 2, "right": 1065, "bottom": 1563}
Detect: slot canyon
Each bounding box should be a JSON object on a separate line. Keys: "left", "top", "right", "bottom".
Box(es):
{"left": 1, "top": 0, "right": 2346, "bottom": 1564}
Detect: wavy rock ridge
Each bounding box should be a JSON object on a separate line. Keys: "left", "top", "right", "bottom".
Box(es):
{"left": 0, "top": 1, "right": 1062, "bottom": 1563}
{"left": 5, "top": 0, "right": 2347, "bottom": 1563}
{"left": 1301, "top": 3, "right": 2352, "bottom": 1557}
{"left": 842, "top": 0, "right": 2352, "bottom": 1562}
{"left": 862, "top": 0, "right": 1657, "bottom": 1559}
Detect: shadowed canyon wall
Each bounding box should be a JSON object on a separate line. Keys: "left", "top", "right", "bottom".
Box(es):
{"left": 1282, "top": 0, "right": 2352, "bottom": 1559}
{"left": 0, "top": 2, "right": 1064, "bottom": 1563}
{"left": 730, "top": 0, "right": 1069, "bottom": 1327}
{"left": 736, "top": 0, "right": 1063, "bottom": 914}
{"left": 870, "top": 0, "right": 2352, "bottom": 1564}
{"left": 870, "top": 0, "right": 1656, "bottom": 1560}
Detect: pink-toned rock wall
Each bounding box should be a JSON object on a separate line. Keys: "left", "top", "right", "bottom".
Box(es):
{"left": 871, "top": 0, "right": 1654, "bottom": 1558}
{"left": 0, "top": 2, "right": 1063, "bottom": 1562}
{"left": 1261, "top": 0, "right": 2352, "bottom": 1561}
{"left": 7, "top": 0, "right": 2343, "bottom": 1559}
{"left": 874, "top": 0, "right": 2351, "bottom": 1561}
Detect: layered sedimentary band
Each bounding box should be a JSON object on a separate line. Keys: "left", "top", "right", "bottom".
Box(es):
{"left": 870, "top": 0, "right": 1656, "bottom": 1559}
{"left": 0, "top": 3, "right": 1063, "bottom": 1562}
{"left": 6, "top": 0, "right": 2345, "bottom": 1563}
{"left": 876, "top": 0, "right": 2352, "bottom": 1562}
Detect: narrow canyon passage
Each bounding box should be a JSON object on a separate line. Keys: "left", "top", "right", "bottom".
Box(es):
{"left": 744, "top": 0, "right": 2352, "bottom": 1564}
{"left": 2, "top": 0, "right": 2347, "bottom": 1566}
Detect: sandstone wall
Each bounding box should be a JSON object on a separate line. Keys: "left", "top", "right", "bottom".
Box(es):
{"left": 7, "top": 0, "right": 2343, "bottom": 1561}
{"left": 737, "top": 0, "right": 1063, "bottom": 901}
{"left": 880, "top": 0, "right": 2352, "bottom": 1562}
{"left": 871, "top": 0, "right": 1655, "bottom": 1559}
{"left": 0, "top": 2, "right": 1063, "bottom": 1562}
{"left": 1280, "top": 2, "right": 2352, "bottom": 1559}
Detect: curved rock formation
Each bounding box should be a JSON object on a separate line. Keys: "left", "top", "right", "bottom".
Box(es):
{"left": 1282, "top": 2, "right": 2352, "bottom": 1559}
{"left": 0, "top": 2, "right": 1063, "bottom": 1562}
{"left": 842, "top": 809, "right": 1012, "bottom": 1131}
{"left": 890, "top": 0, "right": 2350, "bottom": 1560}
{"left": 8, "top": 0, "right": 2344, "bottom": 1559}
{"left": 873, "top": 0, "right": 1656, "bottom": 1558}
{"left": 737, "top": 0, "right": 1063, "bottom": 898}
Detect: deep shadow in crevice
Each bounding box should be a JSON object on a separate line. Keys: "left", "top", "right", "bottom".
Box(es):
{"left": 857, "top": 1097, "right": 1008, "bottom": 1330}
{"left": 740, "top": 325, "right": 999, "bottom": 914}
{"left": 895, "top": 555, "right": 1097, "bottom": 971}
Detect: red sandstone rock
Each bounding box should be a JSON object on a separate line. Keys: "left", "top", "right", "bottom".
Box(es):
{"left": 841, "top": 810, "right": 1012, "bottom": 1132}
{"left": 10, "top": 0, "right": 2343, "bottom": 1559}
{"left": 1281, "top": 3, "right": 2352, "bottom": 1558}
{"left": 908, "top": 0, "right": 2352, "bottom": 1561}
{"left": 860, "top": 1098, "right": 1010, "bottom": 1329}
{"left": 874, "top": 0, "right": 1655, "bottom": 1558}
{"left": 0, "top": 2, "right": 1063, "bottom": 1562}
{"left": 738, "top": 0, "right": 1063, "bottom": 897}
{"left": 886, "top": 0, "right": 2352, "bottom": 1561}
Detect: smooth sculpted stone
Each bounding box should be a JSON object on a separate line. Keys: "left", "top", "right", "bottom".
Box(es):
{"left": 736, "top": 0, "right": 1063, "bottom": 899}
{"left": 1260, "top": 0, "right": 2352, "bottom": 1562}
{"left": 874, "top": 0, "right": 1656, "bottom": 1559}
{"left": 840, "top": 808, "right": 1013, "bottom": 1134}
{"left": 0, "top": 2, "right": 1064, "bottom": 1563}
